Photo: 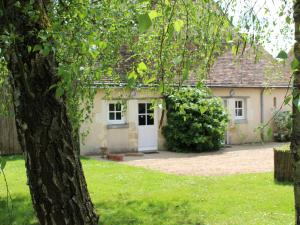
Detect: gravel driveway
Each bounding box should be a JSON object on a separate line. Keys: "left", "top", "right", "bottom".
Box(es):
{"left": 118, "top": 142, "right": 288, "bottom": 176}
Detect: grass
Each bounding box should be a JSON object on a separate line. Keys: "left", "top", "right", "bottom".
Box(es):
{"left": 274, "top": 144, "right": 290, "bottom": 152}
{"left": 0, "top": 156, "right": 294, "bottom": 225}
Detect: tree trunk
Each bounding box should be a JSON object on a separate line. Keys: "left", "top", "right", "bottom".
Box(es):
{"left": 293, "top": 1, "right": 300, "bottom": 224}
{"left": 1, "top": 1, "right": 99, "bottom": 224}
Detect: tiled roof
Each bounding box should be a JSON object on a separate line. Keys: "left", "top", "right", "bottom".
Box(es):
{"left": 95, "top": 46, "right": 292, "bottom": 88}
{"left": 205, "top": 46, "right": 292, "bottom": 87}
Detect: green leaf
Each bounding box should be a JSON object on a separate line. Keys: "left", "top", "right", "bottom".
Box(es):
{"left": 199, "top": 105, "right": 208, "bottom": 114}
{"left": 267, "top": 127, "right": 273, "bottom": 138}
{"left": 174, "top": 20, "right": 184, "bottom": 32}
{"left": 183, "top": 60, "right": 191, "bottom": 81}
{"left": 293, "top": 98, "right": 300, "bottom": 112}
{"left": 145, "top": 77, "right": 156, "bottom": 84}
{"left": 41, "top": 45, "right": 51, "bottom": 56}
{"left": 128, "top": 71, "right": 138, "bottom": 80}
{"left": 14, "top": 1, "right": 21, "bottom": 8}
{"left": 98, "top": 41, "right": 107, "bottom": 50}
{"left": 148, "top": 10, "right": 161, "bottom": 20}
{"left": 137, "top": 62, "right": 147, "bottom": 73}
{"left": 33, "top": 44, "right": 42, "bottom": 52}
{"left": 232, "top": 45, "right": 238, "bottom": 55}
{"left": 284, "top": 95, "right": 292, "bottom": 105}
{"left": 107, "top": 67, "right": 113, "bottom": 76}
{"left": 172, "top": 56, "right": 182, "bottom": 65}
{"left": 49, "top": 84, "right": 58, "bottom": 90}
{"left": 0, "top": 157, "right": 6, "bottom": 171}
{"left": 276, "top": 50, "right": 288, "bottom": 60}
{"left": 291, "top": 59, "right": 299, "bottom": 71}
{"left": 167, "top": 24, "right": 175, "bottom": 38}
{"left": 138, "top": 14, "right": 152, "bottom": 33}
{"left": 56, "top": 87, "right": 64, "bottom": 98}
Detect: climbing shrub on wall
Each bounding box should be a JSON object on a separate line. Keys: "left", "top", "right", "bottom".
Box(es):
{"left": 163, "top": 88, "right": 229, "bottom": 152}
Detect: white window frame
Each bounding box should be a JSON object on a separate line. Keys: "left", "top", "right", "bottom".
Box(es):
{"left": 107, "top": 102, "right": 125, "bottom": 124}
{"left": 234, "top": 99, "right": 245, "bottom": 120}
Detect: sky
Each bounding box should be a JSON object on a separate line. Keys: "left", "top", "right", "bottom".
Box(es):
{"left": 227, "top": 0, "right": 294, "bottom": 56}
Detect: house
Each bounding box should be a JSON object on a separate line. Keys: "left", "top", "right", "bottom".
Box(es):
{"left": 80, "top": 47, "right": 291, "bottom": 155}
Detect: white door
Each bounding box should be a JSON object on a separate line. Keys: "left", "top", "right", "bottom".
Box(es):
{"left": 138, "top": 102, "right": 158, "bottom": 152}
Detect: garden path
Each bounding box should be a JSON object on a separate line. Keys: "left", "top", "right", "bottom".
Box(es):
{"left": 119, "top": 142, "right": 288, "bottom": 176}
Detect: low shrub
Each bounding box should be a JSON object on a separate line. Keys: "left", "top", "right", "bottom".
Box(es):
{"left": 162, "top": 88, "right": 229, "bottom": 152}
{"left": 275, "top": 145, "right": 290, "bottom": 152}
{"left": 273, "top": 110, "right": 292, "bottom": 142}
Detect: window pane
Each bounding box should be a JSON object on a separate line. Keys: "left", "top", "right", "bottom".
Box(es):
{"left": 238, "top": 101, "right": 243, "bottom": 108}
{"left": 235, "top": 101, "right": 238, "bottom": 108}
{"left": 237, "top": 109, "right": 243, "bottom": 117}
{"left": 147, "top": 115, "right": 154, "bottom": 125}
{"left": 109, "top": 112, "right": 115, "bottom": 120}
{"left": 116, "top": 112, "right": 122, "bottom": 120}
{"left": 139, "top": 115, "right": 146, "bottom": 125}
{"left": 116, "top": 103, "right": 122, "bottom": 111}
{"left": 139, "top": 103, "right": 146, "bottom": 114}
{"left": 147, "top": 103, "right": 154, "bottom": 113}
{"left": 109, "top": 104, "right": 115, "bottom": 111}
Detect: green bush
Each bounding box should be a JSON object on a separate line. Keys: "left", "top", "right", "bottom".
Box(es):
{"left": 273, "top": 110, "right": 292, "bottom": 142}
{"left": 275, "top": 145, "right": 290, "bottom": 152}
{"left": 162, "top": 88, "right": 229, "bottom": 152}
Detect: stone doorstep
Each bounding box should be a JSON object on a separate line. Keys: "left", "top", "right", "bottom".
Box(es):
{"left": 125, "top": 152, "right": 145, "bottom": 157}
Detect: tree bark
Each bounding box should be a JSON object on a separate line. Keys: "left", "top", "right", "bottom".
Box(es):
{"left": 293, "top": 1, "right": 300, "bottom": 224}
{"left": 1, "top": 1, "right": 99, "bottom": 224}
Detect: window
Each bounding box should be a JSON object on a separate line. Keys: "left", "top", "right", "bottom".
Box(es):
{"left": 138, "top": 103, "right": 154, "bottom": 126}
{"left": 108, "top": 103, "right": 124, "bottom": 124}
{"left": 234, "top": 99, "right": 245, "bottom": 120}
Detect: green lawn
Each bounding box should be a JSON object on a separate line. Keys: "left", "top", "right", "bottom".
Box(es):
{"left": 0, "top": 156, "right": 294, "bottom": 225}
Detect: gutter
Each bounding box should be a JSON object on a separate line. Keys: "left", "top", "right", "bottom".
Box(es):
{"left": 260, "top": 88, "right": 265, "bottom": 142}
{"left": 91, "top": 82, "right": 290, "bottom": 89}
{"left": 207, "top": 84, "right": 290, "bottom": 88}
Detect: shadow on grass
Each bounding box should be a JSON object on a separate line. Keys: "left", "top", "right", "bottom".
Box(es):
{"left": 1, "top": 194, "right": 203, "bottom": 225}
{"left": 274, "top": 180, "right": 293, "bottom": 186}
{"left": 96, "top": 198, "right": 203, "bottom": 225}
{"left": 0, "top": 195, "right": 37, "bottom": 225}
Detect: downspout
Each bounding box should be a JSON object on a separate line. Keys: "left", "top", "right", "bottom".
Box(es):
{"left": 260, "top": 88, "right": 265, "bottom": 142}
